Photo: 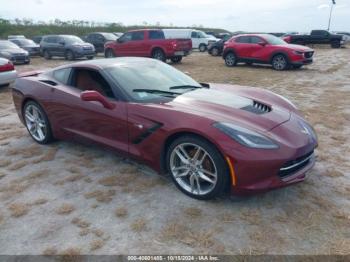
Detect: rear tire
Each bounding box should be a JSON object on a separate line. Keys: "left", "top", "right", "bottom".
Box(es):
{"left": 23, "top": 101, "right": 54, "bottom": 144}
{"left": 271, "top": 54, "right": 289, "bottom": 71}
{"left": 170, "top": 56, "right": 182, "bottom": 63}
{"left": 293, "top": 65, "right": 303, "bottom": 69}
{"left": 105, "top": 48, "right": 115, "bottom": 58}
{"left": 87, "top": 56, "right": 94, "bottom": 60}
{"left": 166, "top": 135, "right": 229, "bottom": 200}
{"left": 199, "top": 44, "right": 207, "bottom": 52}
{"left": 224, "top": 52, "right": 237, "bottom": 67}
{"left": 152, "top": 48, "right": 166, "bottom": 62}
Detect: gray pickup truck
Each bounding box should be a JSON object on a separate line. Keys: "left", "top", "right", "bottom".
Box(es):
{"left": 283, "top": 30, "right": 345, "bottom": 48}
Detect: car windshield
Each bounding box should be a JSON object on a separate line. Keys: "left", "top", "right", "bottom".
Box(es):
{"left": 105, "top": 60, "right": 201, "bottom": 102}
{"left": 63, "top": 36, "right": 84, "bottom": 44}
{"left": 16, "top": 39, "right": 36, "bottom": 46}
{"left": 263, "top": 35, "right": 287, "bottom": 45}
{"left": 198, "top": 31, "right": 207, "bottom": 38}
{"left": 0, "top": 41, "right": 20, "bottom": 49}
{"left": 101, "top": 33, "right": 117, "bottom": 41}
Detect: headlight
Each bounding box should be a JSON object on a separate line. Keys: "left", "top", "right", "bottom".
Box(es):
{"left": 0, "top": 51, "right": 11, "bottom": 58}
{"left": 213, "top": 122, "right": 279, "bottom": 149}
{"left": 293, "top": 50, "right": 303, "bottom": 55}
{"left": 298, "top": 120, "right": 318, "bottom": 141}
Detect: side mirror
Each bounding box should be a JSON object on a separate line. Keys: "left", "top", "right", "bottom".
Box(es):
{"left": 117, "top": 38, "right": 123, "bottom": 43}
{"left": 258, "top": 42, "right": 267, "bottom": 46}
{"left": 80, "top": 90, "right": 115, "bottom": 110}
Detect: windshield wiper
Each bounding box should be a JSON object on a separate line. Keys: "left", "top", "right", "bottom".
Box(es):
{"left": 133, "top": 89, "right": 181, "bottom": 97}
{"left": 169, "top": 85, "right": 203, "bottom": 90}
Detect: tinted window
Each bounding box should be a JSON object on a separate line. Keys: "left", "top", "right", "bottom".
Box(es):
{"left": 191, "top": 32, "right": 199, "bottom": 38}
{"left": 131, "top": 32, "right": 144, "bottom": 41}
{"left": 149, "top": 30, "right": 165, "bottom": 39}
{"left": 45, "top": 36, "right": 58, "bottom": 43}
{"left": 53, "top": 68, "right": 71, "bottom": 84}
{"left": 250, "top": 36, "right": 263, "bottom": 44}
{"left": 235, "top": 36, "right": 250, "bottom": 43}
{"left": 119, "top": 32, "right": 132, "bottom": 42}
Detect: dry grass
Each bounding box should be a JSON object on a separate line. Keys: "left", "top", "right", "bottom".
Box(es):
{"left": 79, "top": 228, "right": 90, "bottom": 236}
{"left": 6, "top": 144, "right": 43, "bottom": 158}
{"left": 84, "top": 189, "right": 116, "bottom": 203}
{"left": 160, "top": 222, "right": 216, "bottom": 249}
{"left": 7, "top": 160, "right": 30, "bottom": 171}
{"left": 42, "top": 247, "right": 58, "bottom": 256}
{"left": 8, "top": 202, "right": 29, "bottom": 217}
{"left": 71, "top": 217, "right": 91, "bottom": 228}
{"left": 31, "top": 198, "right": 49, "bottom": 206}
{"left": 0, "top": 159, "right": 11, "bottom": 168}
{"left": 91, "top": 229, "right": 105, "bottom": 238}
{"left": 90, "top": 239, "right": 104, "bottom": 251}
{"left": 183, "top": 207, "right": 202, "bottom": 218}
{"left": 324, "top": 169, "right": 344, "bottom": 178}
{"left": 240, "top": 209, "right": 263, "bottom": 225}
{"left": 130, "top": 218, "right": 147, "bottom": 232}
{"left": 115, "top": 207, "right": 128, "bottom": 218}
{"left": 220, "top": 212, "right": 236, "bottom": 223}
{"left": 55, "top": 204, "right": 75, "bottom": 215}
{"left": 60, "top": 247, "right": 82, "bottom": 262}
{"left": 98, "top": 173, "right": 137, "bottom": 187}
{"left": 31, "top": 147, "right": 58, "bottom": 163}
{"left": 329, "top": 239, "right": 350, "bottom": 255}
{"left": 0, "top": 173, "right": 6, "bottom": 179}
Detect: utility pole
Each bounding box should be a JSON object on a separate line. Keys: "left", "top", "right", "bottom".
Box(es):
{"left": 327, "top": 0, "right": 336, "bottom": 31}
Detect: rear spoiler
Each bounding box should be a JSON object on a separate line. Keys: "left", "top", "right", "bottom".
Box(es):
{"left": 19, "top": 70, "right": 44, "bottom": 77}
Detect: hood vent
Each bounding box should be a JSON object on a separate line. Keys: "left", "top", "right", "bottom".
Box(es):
{"left": 241, "top": 101, "right": 271, "bottom": 115}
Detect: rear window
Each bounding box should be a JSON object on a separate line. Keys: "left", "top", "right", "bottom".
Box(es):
{"left": 53, "top": 68, "right": 71, "bottom": 84}
{"left": 149, "top": 30, "right": 165, "bottom": 40}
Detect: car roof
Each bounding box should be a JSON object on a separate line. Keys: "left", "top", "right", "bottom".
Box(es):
{"left": 56, "top": 57, "right": 157, "bottom": 71}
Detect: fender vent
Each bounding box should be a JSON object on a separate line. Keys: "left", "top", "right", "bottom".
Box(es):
{"left": 241, "top": 101, "right": 271, "bottom": 115}
{"left": 39, "top": 80, "right": 57, "bottom": 86}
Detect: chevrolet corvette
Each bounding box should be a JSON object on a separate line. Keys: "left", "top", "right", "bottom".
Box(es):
{"left": 12, "top": 58, "right": 318, "bottom": 200}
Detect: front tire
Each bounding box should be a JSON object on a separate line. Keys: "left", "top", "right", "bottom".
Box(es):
{"left": 43, "top": 50, "right": 51, "bottom": 60}
{"left": 23, "top": 101, "right": 53, "bottom": 144}
{"left": 199, "top": 44, "right": 207, "bottom": 52}
{"left": 166, "top": 135, "right": 229, "bottom": 200}
{"left": 105, "top": 48, "right": 115, "bottom": 58}
{"left": 170, "top": 56, "right": 182, "bottom": 63}
{"left": 65, "top": 50, "right": 75, "bottom": 61}
{"left": 331, "top": 40, "right": 341, "bottom": 48}
{"left": 210, "top": 47, "right": 220, "bottom": 56}
{"left": 224, "top": 52, "right": 237, "bottom": 67}
{"left": 271, "top": 54, "right": 289, "bottom": 70}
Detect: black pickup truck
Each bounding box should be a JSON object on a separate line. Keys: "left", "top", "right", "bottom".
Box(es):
{"left": 283, "top": 30, "right": 345, "bottom": 48}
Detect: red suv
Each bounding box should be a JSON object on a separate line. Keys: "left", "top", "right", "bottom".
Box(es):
{"left": 104, "top": 29, "right": 192, "bottom": 63}
{"left": 223, "top": 34, "right": 314, "bottom": 70}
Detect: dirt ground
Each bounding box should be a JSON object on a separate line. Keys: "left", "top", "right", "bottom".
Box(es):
{"left": 0, "top": 48, "right": 349, "bottom": 255}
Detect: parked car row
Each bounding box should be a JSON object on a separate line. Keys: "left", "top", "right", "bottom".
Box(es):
{"left": 0, "top": 58, "right": 17, "bottom": 86}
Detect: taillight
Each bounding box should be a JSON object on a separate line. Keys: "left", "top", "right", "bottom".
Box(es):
{"left": 0, "top": 61, "right": 15, "bottom": 72}
{"left": 171, "top": 41, "right": 178, "bottom": 49}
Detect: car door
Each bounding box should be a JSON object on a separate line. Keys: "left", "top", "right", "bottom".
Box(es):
{"left": 48, "top": 67, "right": 129, "bottom": 154}
{"left": 130, "top": 31, "right": 146, "bottom": 56}
{"left": 249, "top": 36, "right": 269, "bottom": 62}
{"left": 55, "top": 36, "right": 66, "bottom": 56}
{"left": 95, "top": 34, "right": 105, "bottom": 53}
{"left": 191, "top": 31, "right": 200, "bottom": 48}
{"left": 114, "top": 32, "right": 133, "bottom": 56}
{"left": 234, "top": 36, "right": 252, "bottom": 58}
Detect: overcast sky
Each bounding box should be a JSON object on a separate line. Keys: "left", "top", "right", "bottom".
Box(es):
{"left": 0, "top": 0, "right": 349, "bottom": 32}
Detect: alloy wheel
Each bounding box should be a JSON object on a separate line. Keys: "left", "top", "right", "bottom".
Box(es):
{"left": 211, "top": 47, "right": 219, "bottom": 56}
{"left": 272, "top": 55, "right": 287, "bottom": 70}
{"left": 225, "top": 53, "right": 236, "bottom": 67}
{"left": 169, "top": 143, "right": 218, "bottom": 196}
{"left": 153, "top": 50, "right": 165, "bottom": 61}
{"left": 24, "top": 104, "right": 48, "bottom": 142}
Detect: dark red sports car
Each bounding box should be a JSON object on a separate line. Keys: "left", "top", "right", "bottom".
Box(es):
{"left": 12, "top": 58, "right": 317, "bottom": 200}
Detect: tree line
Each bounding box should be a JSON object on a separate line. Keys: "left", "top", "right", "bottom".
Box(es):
{"left": 0, "top": 18, "right": 229, "bottom": 38}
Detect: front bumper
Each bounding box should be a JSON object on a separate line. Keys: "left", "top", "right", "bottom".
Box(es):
{"left": 10, "top": 55, "right": 30, "bottom": 64}
{"left": 291, "top": 58, "right": 313, "bottom": 66}
{"left": 221, "top": 115, "right": 318, "bottom": 195}
{"left": 0, "top": 70, "right": 17, "bottom": 85}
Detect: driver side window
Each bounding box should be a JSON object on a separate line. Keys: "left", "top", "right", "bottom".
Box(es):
{"left": 70, "top": 69, "right": 115, "bottom": 99}
{"left": 119, "top": 32, "right": 132, "bottom": 43}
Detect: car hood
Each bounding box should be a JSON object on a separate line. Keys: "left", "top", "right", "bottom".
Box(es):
{"left": 1, "top": 48, "right": 27, "bottom": 54}
{"left": 167, "top": 84, "right": 291, "bottom": 132}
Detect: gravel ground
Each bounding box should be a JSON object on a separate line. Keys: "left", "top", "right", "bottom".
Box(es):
{"left": 0, "top": 48, "right": 349, "bottom": 255}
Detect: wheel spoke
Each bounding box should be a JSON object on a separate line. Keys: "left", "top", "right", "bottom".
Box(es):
{"left": 37, "top": 127, "right": 45, "bottom": 140}
{"left": 190, "top": 174, "right": 196, "bottom": 193}
{"left": 192, "top": 147, "right": 201, "bottom": 162}
{"left": 195, "top": 176, "right": 201, "bottom": 194}
{"left": 174, "top": 146, "right": 190, "bottom": 164}
{"left": 198, "top": 171, "right": 216, "bottom": 184}
{"left": 174, "top": 169, "right": 190, "bottom": 178}
{"left": 199, "top": 168, "right": 216, "bottom": 178}
{"left": 32, "top": 107, "right": 39, "bottom": 119}
{"left": 25, "top": 112, "right": 35, "bottom": 122}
